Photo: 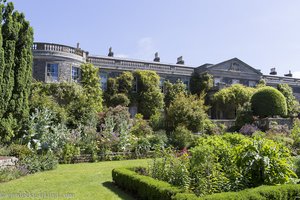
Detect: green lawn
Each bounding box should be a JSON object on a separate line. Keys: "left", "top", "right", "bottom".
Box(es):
{"left": 0, "top": 159, "right": 149, "bottom": 200}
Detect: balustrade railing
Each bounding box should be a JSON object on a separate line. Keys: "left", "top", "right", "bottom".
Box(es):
{"left": 88, "top": 56, "right": 194, "bottom": 75}
{"left": 32, "top": 42, "right": 86, "bottom": 57}
{"left": 264, "top": 76, "right": 300, "bottom": 86}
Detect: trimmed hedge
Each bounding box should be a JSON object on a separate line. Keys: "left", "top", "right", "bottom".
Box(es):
{"left": 251, "top": 86, "right": 287, "bottom": 118}
{"left": 112, "top": 168, "right": 182, "bottom": 200}
{"left": 174, "top": 184, "right": 300, "bottom": 200}
{"left": 113, "top": 167, "right": 300, "bottom": 200}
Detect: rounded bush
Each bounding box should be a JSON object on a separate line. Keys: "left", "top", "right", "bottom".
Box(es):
{"left": 251, "top": 86, "right": 287, "bottom": 118}
{"left": 110, "top": 93, "right": 130, "bottom": 107}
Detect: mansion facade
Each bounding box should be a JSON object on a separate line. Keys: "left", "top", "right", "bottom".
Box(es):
{"left": 32, "top": 42, "right": 300, "bottom": 106}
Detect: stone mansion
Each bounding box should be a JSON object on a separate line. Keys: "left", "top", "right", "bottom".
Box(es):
{"left": 32, "top": 42, "right": 300, "bottom": 105}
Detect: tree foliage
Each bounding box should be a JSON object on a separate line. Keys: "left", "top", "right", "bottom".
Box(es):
{"left": 213, "top": 84, "right": 256, "bottom": 119}
{"left": 117, "top": 71, "right": 134, "bottom": 95}
{"left": 190, "top": 72, "right": 213, "bottom": 95}
{"left": 0, "top": 1, "right": 33, "bottom": 142}
{"left": 80, "top": 63, "right": 103, "bottom": 113}
{"left": 251, "top": 86, "right": 287, "bottom": 118}
{"left": 277, "top": 83, "right": 300, "bottom": 117}
{"left": 104, "top": 71, "right": 134, "bottom": 107}
{"left": 31, "top": 82, "right": 99, "bottom": 128}
{"left": 110, "top": 93, "right": 130, "bottom": 107}
{"left": 166, "top": 93, "right": 209, "bottom": 133}
{"left": 164, "top": 80, "right": 187, "bottom": 108}
{"left": 134, "top": 70, "right": 164, "bottom": 119}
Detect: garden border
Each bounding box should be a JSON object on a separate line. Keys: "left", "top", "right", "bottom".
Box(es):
{"left": 112, "top": 167, "right": 300, "bottom": 200}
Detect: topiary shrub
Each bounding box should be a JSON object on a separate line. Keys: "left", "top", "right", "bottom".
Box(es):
{"left": 251, "top": 86, "right": 287, "bottom": 118}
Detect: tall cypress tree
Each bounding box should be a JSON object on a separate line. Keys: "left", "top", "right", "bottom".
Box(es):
{"left": 0, "top": 1, "right": 33, "bottom": 142}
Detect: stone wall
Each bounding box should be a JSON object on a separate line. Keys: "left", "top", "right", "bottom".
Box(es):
{"left": 212, "top": 118, "right": 295, "bottom": 131}
{"left": 0, "top": 156, "right": 18, "bottom": 169}
{"left": 212, "top": 119, "right": 236, "bottom": 129}
{"left": 255, "top": 118, "right": 294, "bottom": 130}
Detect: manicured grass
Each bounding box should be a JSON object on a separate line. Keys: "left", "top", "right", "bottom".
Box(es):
{"left": 0, "top": 159, "right": 149, "bottom": 200}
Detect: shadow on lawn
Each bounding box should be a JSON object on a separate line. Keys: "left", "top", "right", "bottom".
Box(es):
{"left": 102, "top": 181, "right": 136, "bottom": 200}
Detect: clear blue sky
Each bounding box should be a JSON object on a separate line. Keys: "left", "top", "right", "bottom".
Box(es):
{"left": 13, "top": 0, "right": 300, "bottom": 77}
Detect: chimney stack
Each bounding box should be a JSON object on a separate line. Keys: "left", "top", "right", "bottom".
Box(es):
{"left": 108, "top": 47, "right": 114, "bottom": 57}
{"left": 270, "top": 68, "right": 277, "bottom": 75}
{"left": 76, "top": 42, "right": 80, "bottom": 49}
{"left": 176, "top": 56, "right": 184, "bottom": 65}
{"left": 153, "top": 52, "right": 160, "bottom": 62}
{"left": 284, "top": 70, "right": 293, "bottom": 77}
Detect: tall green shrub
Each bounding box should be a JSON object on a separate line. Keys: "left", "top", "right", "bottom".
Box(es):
{"left": 0, "top": 1, "right": 33, "bottom": 142}
{"left": 190, "top": 72, "right": 213, "bottom": 95}
{"left": 164, "top": 80, "right": 187, "bottom": 108}
{"left": 80, "top": 63, "right": 103, "bottom": 113}
{"left": 277, "top": 83, "right": 300, "bottom": 117}
{"left": 166, "top": 93, "right": 209, "bottom": 133}
{"left": 134, "top": 70, "right": 164, "bottom": 119}
{"left": 103, "top": 71, "right": 133, "bottom": 107}
{"left": 117, "top": 71, "right": 134, "bottom": 95}
{"left": 251, "top": 86, "right": 287, "bottom": 118}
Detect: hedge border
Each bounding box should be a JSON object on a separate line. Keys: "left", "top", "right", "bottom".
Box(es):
{"left": 112, "top": 167, "right": 182, "bottom": 200}
{"left": 174, "top": 184, "right": 300, "bottom": 200}
{"left": 112, "top": 167, "right": 300, "bottom": 200}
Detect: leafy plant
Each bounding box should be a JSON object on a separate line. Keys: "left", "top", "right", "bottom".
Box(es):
{"left": 166, "top": 93, "right": 209, "bottom": 133}
{"left": 277, "top": 83, "right": 300, "bottom": 117}
{"left": 130, "top": 113, "right": 153, "bottom": 137}
{"left": 170, "top": 126, "right": 193, "bottom": 149}
{"left": 149, "top": 147, "right": 191, "bottom": 190}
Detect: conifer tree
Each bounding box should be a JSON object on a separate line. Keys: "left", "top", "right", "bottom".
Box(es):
{"left": 0, "top": 1, "right": 33, "bottom": 142}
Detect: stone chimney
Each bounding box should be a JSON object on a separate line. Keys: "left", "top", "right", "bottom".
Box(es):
{"left": 176, "top": 56, "right": 184, "bottom": 65}
{"left": 284, "top": 70, "right": 293, "bottom": 77}
{"left": 270, "top": 68, "right": 277, "bottom": 75}
{"left": 108, "top": 47, "right": 114, "bottom": 57}
{"left": 153, "top": 52, "right": 160, "bottom": 62}
{"left": 76, "top": 42, "right": 80, "bottom": 49}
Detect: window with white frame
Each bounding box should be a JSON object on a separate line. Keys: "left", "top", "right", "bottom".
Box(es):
{"left": 46, "top": 63, "right": 59, "bottom": 82}
{"left": 72, "top": 66, "right": 80, "bottom": 82}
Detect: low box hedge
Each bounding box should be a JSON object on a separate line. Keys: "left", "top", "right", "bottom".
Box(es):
{"left": 112, "top": 167, "right": 182, "bottom": 200}
{"left": 174, "top": 184, "right": 300, "bottom": 200}
{"left": 113, "top": 167, "right": 300, "bottom": 200}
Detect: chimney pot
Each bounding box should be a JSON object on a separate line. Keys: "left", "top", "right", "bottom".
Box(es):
{"left": 153, "top": 52, "right": 160, "bottom": 62}
{"left": 270, "top": 67, "right": 277, "bottom": 75}
{"left": 176, "top": 56, "right": 184, "bottom": 65}
{"left": 108, "top": 47, "right": 114, "bottom": 57}
{"left": 284, "top": 70, "right": 293, "bottom": 77}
